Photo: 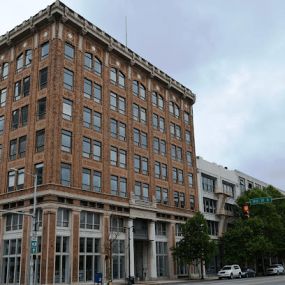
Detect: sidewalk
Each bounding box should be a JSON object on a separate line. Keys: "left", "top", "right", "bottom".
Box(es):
{"left": 135, "top": 276, "right": 218, "bottom": 285}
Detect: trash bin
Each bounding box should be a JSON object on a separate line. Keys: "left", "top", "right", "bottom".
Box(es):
{"left": 95, "top": 272, "right": 103, "bottom": 284}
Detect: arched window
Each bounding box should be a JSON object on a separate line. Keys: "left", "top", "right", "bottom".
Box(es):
{"left": 169, "top": 102, "right": 180, "bottom": 118}
{"left": 94, "top": 57, "right": 102, "bottom": 75}
{"left": 140, "top": 84, "right": 146, "bottom": 100}
{"left": 84, "top": 52, "right": 92, "bottom": 69}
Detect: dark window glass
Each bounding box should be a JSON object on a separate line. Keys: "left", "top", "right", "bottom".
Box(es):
{"left": 35, "top": 163, "right": 44, "bottom": 185}
{"left": 16, "top": 53, "right": 23, "bottom": 72}
{"left": 39, "top": 67, "right": 48, "bottom": 89}
{"left": 37, "top": 98, "right": 46, "bottom": 120}
{"left": 0, "top": 116, "right": 4, "bottom": 134}
{"left": 64, "top": 43, "right": 74, "bottom": 60}
{"left": 2, "top": 62, "right": 9, "bottom": 79}
{"left": 63, "top": 68, "right": 73, "bottom": 90}
{"left": 61, "top": 163, "right": 71, "bottom": 186}
{"left": 61, "top": 129, "right": 72, "bottom": 152}
{"left": 23, "top": 77, "right": 30, "bottom": 96}
{"left": 18, "top": 136, "right": 27, "bottom": 158}
{"left": 11, "top": 110, "right": 19, "bottom": 129}
{"left": 21, "top": 105, "right": 28, "bottom": 127}
{"left": 25, "top": 49, "right": 32, "bottom": 66}
{"left": 84, "top": 78, "right": 92, "bottom": 99}
{"left": 36, "top": 129, "right": 45, "bottom": 152}
{"left": 9, "top": 139, "right": 17, "bottom": 160}
{"left": 0, "top": 88, "right": 7, "bottom": 107}
{"left": 41, "top": 42, "right": 49, "bottom": 59}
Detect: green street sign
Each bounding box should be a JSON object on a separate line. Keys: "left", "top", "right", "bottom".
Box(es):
{"left": 249, "top": 197, "right": 272, "bottom": 205}
{"left": 31, "top": 239, "right": 37, "bottom": 254}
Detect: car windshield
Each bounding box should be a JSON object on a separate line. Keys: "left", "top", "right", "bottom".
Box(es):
{"left": 222, "top": 266, "right": 231, "bottom": 270}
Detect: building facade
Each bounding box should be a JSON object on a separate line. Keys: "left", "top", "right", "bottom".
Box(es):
{"left": 196, "top": 156, "right": 269, "bottom": 273}
{"left": 0, "top": 1, "right": 198, "bottom": 284}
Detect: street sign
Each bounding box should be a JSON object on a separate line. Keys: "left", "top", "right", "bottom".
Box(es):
{"left": 249, "top": 197, "right": 272, "bottom": 205}
{"left": 31, "top": 239, "right": 37, "bottom": 254}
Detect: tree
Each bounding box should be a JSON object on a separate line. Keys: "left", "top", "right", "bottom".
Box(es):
{"left": 172, "top": 212, "right": 216, "bottom": 279}
{"left": 223, "top": 186, "right": 285, "bottom": 274}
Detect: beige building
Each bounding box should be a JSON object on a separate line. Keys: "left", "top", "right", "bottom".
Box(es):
{"left": 0, "top": 1, "right": 198, "bottom": 284}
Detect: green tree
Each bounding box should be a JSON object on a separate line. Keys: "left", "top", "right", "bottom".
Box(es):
{"left": 223, "top": 186, "right": 285, "bottom": 273}
{"left": 172, "top": 212, "right": 216, "bottom": 279}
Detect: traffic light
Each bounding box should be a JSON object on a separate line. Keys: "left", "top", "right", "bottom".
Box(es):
{"left": 242, "top": 204, "right": 250, "bottom": 218}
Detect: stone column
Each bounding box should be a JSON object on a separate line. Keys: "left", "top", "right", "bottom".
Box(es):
{"left": 167, "top": 222, "right": 176, "bottom": 279}
{"left": 71, "top": 209, "right": 80, "bottom": 284}
{"left": 40, "top": 207, "right": 57, "bottom": 285}
{"left": 148, "top": 220, "right": 157, "bottom": 279}
{"left": 127, "top": 218, "right": 135, "bottom": 278}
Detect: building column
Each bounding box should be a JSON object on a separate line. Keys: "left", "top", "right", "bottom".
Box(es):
{"left": 167, "top": 222, "right": 176, "bottom": 279}
{"left": 148, "top": 220, "right": 157, "bottom": 279}
{"left": 127, "top": 218, "right": 135, "bottom": 278}
{"left": 71, "top": 209, "right": 80, "bottom": 284}
{"left": 40, "top": 207, "right": 57, "bottom": 285}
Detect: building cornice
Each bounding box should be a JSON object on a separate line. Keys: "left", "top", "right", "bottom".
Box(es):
{"left": 0, "top": 0, "right": 196, "bottom": 103}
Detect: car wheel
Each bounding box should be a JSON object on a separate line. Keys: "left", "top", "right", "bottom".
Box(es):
{"left": 230, "top": 273, "right": 234, "bottom": 279}
{"left": 246, "top": 273, "right": 248, "bottom": 278}
{"left": 239, "top": 273, "right": 242, "bottom": 279}
{"left": 277, "top": 271, "right": 280, "bottom": 276}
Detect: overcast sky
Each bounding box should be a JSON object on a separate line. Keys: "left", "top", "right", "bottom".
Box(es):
{"left": 1, "top": 0, "right": 285, "bottom": 189}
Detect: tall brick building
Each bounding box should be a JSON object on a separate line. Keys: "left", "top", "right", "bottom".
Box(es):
{"left": 0, "top": 1, "right": 197, "bottom": 284}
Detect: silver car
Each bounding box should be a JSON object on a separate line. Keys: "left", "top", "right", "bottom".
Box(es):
{"left": 266, "top": 264, "right": 285, "bottom": 275}
{"left": 218, "top": 264, "right": 242, "bottom": 279}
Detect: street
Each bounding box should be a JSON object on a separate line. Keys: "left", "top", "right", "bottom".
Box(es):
{"left": 175, "top": 276, "right": 285, "bottom": 285}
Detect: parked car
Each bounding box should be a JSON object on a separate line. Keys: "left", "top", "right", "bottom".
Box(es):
{"left": 241, "top": 267, "right": 256, "bottom": 278}
{"left": 266, "top": 264, "right": 285, "bottom": 275}
{"left": 217, "top": 265, "right": 242, "bottom": 279}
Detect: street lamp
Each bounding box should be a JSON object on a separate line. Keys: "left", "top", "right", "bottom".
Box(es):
{"left": 10, "top": 168, "right": 37, "bottom": 285}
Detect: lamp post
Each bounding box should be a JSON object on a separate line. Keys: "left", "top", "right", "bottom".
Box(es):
{"left": 10, "top": 168, "right": 37, "bottom": 285}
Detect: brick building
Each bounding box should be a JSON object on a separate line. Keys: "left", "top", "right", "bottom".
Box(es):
{"left": 0, "top": 1, "right": 197, "bottom": 284}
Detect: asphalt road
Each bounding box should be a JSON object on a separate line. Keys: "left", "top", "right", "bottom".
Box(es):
{"left": 176, "top": 275, "right": 285, "bottom": 285}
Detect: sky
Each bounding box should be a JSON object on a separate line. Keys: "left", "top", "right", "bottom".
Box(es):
{"left": 1, "top": 0, "right": 285, "bottom": 189}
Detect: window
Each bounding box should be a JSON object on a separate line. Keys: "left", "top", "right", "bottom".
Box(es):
{"left": 1, "top": 62, "right": 9, "bottom": 79}
{"left": 170, "top": 122, "right": 181, "bottom": 140}
{"left": 132, "top": 104, "right": 146, "bottom": 124}
{"left": 82, "top": 137, "right": 101, "bottom": 161}
{"left": 110, "top": 147, "right": 126, "bottom": 168}
{"left": 55, "top": 236, "right": 69, "bottom": 283}
{"left": 175, "top": 224, "right": 183, "bottom": 237}
{"left": 0, "top": 88, "right": 7, "bottom": 107}
{"left": 155, "top": 222, "right": 167, "bottom": 236}
{"left": 154, "top": 161, "right": 167, "bottom": 180}
{"left": 83, "top": 78, "right": 102, "bottom": 103}
{"left": 111, "top": 176, "right": 127, "bottom": 197}
{"left": 171, "top": 145, "right": 182, "bottom": 161}
{"left": 7, "top": 168, "right": 25, "bottom": 192}
{"left": 41, "top": 42, "right": 49, "bottom": 59}
{"left": 133, "top": 129, "right": 147, "bottom": 148}
{"left": 93, "top": 171, "right": 101, "bottom": 192}
{"left": 62, "top": 99, "right": 72, "bottom": 120}
{"left": 132, "top": 80, "right": 146, "bottom": 100}
{"left": 35, "top": 163, "right": 44, "bottom": 185}
{"left": 153, "top": 137, "right": 166, "bottom": 156}
{"left": 9, "top": 139, "right": 17, "bottom": 160}
{"left": 6, "top": 213, "right": 23, "bottom": 231}
{"left": 39, "top": 67, "right": 48, "bottom": 89}
{"left": 172, "top": 167, "right": 183, "bottom": 184}
{"left": 207, "top": 220, "right": 219, "bottom": 236}
{"left": 223, "top": 181, "right": 235, "bottom": 197}
{"left": 184, "top": 111, "right": 190, "bottom": 124}
{"left": 23, "top": 76, "right": 30, "bottom": 96}
{"left": 174, "top": 191, "right": 185, "bottom": 208}
{"left": 64, "top": 43, "right": 74, "bottom": 60}
{"left": 110, "top": 216, "right": 124, "bottom": 232}
{"left": 110, "top": 67, "right": 125, "bottom": 88}
{"left": 203, "top": 198, "right": 217, "bottom": 213}
{"left": 63, "top": 68, "right": 73, "bottom": 90}
{"left": 110, "top": 119, "right": 126, "bottom": 141}
{"left": 185, "top": 130, "right": 191, "bottom": 145}
{"left": 190, "top": 195, "right": 195, "bottom": 211}
{"left": 112, "top": 239, "right": 125, "bottom": 279}
{"left": 82, "top": 168, "right": 91, "bottom": 190}
{"left": 84, "top": 52, "right": 102, "bottom": 76}
{"left": 156, "top": 242, "right": 168, "bottom": 277}
{"left": 239, "top": 177, "right": 246, "bottom": 193}
{"left": 80, "top": 211, "right": 100, "bottom": 230}
{"left": 152, "top": 92, "right": 164, "bottom": 109}
{"left": 57, "top": 208, "right": 70, "bottom": 227}
{"left": 25, "top": 49, "right": 32, "bottom": 67}
{"left": 186, "top": 152, "right": 192, "bottom": 167}
{"left": 61, "top": 163, "right": 71, "bottom": 186}
{"left": 0, "top": 115, "right": 4, "bottom": 134}
{"left": 82, "top": 137, "right": 91, "bottom": 158}
{"left": 152, "top": 114, "right": 165, "bottom": 132}
{"left": 35, "top": 129, "right": 45, "bottom": 152}
{"left": 155, "top": 187, "right": 168, "bottom": 205}
{"left": 134, "top": 181, "right": 149, "bottom": 201}
{"left": 202, "top": 174, "right": 215, "bottom": 192}
{"left": 83, "top": 107, "right": 91, "bottom": 128}
{"left": 134, "top": 155, "right": 148, "bottom": 175}
{"left": 61, "top": 129, "right": 72, "bottom": 152}
{"left": 37, "top": 97, "right": 46, "bottom": 120}
{"left": 16, "top": 53, "right": 23, "bottom": 72}
{"left": 110, "top": 92, "right": 126, "bottom": 114}
{"left": 169, "top": 101, "right": 180, "bottom": 118}
{"left": 2, "top": 239, "right": 22, "bottom": 284}
{"left": 188, "top": 173, "right": 193, "bottom": 188}
{"left": 79, "top": 237, "right": 101, "bottom": 282}
{"left": 93, "top": 140, "right": 102, "bottom": 161}
{"left": 14, "top": 81, "right": 21, "bottom": 101}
